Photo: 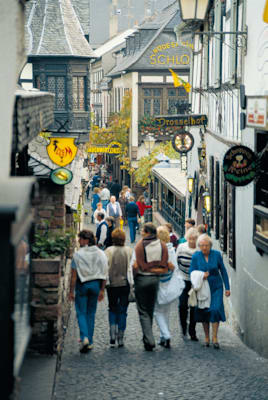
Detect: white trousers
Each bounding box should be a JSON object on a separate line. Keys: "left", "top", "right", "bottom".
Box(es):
{"left": 154, "top": 302, "right": 172, "bottom": 340}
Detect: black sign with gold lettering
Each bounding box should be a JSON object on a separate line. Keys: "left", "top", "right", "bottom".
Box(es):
{"left": 172, "top": 131, "right": 194, "bottom": 153}
{"left": 223, "top": 145, "right": 257, "bottom": 186}
{"left": 154, "top": 114, "right": 208, "bottom": 128}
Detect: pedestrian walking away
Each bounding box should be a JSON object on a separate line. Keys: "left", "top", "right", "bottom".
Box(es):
{"left": 176, "top": 227, "right": 199, "bottom": 341}
{"left": 96, "top": 213, "right": 108, "bottom": 249}
{"left": 190, "top": 234, "right": 230, "bottom": 349}
{"left": 99, "top": 184, "right": 110, "bottom": 210}
{"left": 105, "top": 217, "right": 115, "bottom": 249}
{"left": 91, "top": 187, "right": 100, "bottom": 223}
{"left": 110, "top": 179, "right": 121, "bottom": 200}
{"left": 132, "top": 223, "right": 170, "bottom": 351}
{"left": 118, "top": 190, "right": 128, "bottom": 225}
{"left": 69, "top": 230, "right": 108, "bottom": 353}
{"left": 105, "top": 229, "right": 134, "bottom": 348}
{"left": 154, "top": 227, "right": 184, "bottom": 349}
{"left": 126, "top": 196, "right": 140, "bottom": 243}
{"left": 106, "top": 196, "right": 122, "bottom": 228}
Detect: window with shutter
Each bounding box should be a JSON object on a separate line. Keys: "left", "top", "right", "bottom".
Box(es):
{"left": 229, "top": 0, "right": 238, "bottom": 83}
{"left": 213, "top": 0, "right": 222, "bottom": 88}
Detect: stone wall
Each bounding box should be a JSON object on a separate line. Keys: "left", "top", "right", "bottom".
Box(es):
{"left": 30, "top": 256, "right": 72, "bottom": 354}
{"left": 34, "top": 179, "right": 65, "bottom": 233}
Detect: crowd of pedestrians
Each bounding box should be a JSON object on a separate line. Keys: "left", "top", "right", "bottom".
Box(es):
{"left": 69, "top": 191, "right": 231, "bottom": 353}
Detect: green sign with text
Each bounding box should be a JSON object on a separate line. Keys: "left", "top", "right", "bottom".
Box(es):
{"left": 153, "top": 114, "right": 208, "bottom": 127}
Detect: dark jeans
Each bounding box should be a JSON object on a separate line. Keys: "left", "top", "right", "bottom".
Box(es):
{"left": 179, "top": 280, "right": 197, "bottom": 337}
{"left": 134, "top": 274, "right": 159, "bottom": 347}
{"left": 107, "top": 285, "right": 130, "bottom": 331}
{"left": 128, "top": 217, "right": 138, "bottom": 243}
{"left": 75, "top": 279, "right": 101, "bottom": 344}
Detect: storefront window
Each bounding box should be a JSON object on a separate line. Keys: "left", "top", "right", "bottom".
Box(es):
{"left": 255, "top": 212, "right": 268, "bottom": 240}
{"left": 253, "top": 131, "right": 268, "bottom": 254}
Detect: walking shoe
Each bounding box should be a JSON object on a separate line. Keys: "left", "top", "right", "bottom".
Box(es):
{"left": 190, "top": 335, "right": 199, "bottom": 342}
{"left": 80, "top": 337, "right": 89, "bottom": 353}
{"left": 118, "top": 330, "right": 124, "bottom": 348}
{"left": 110, "top": 325, "right": 117, "bottom": 348}
{"left": 144, "top": 342, "right": 155, "bottom": 351}
{"left": 87, "top": 344, "right": 94, "bottom": 350}
{"left": 158, "top": 338, "right": 165, "bottom": 347}
{"left": 164, "top": 339, "right": 171, "bottom": 349}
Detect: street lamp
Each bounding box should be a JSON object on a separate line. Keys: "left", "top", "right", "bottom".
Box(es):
{"left": 203, "top": 190, "right": 211, "bottom": 213}
{"left": 187, "top": 175, "right": 194, "bottom": 193}
{"left": 176, "top": 0, "right": 247, "bottom": 50}
{"left": 143, "top": 134, "right": 156, "bottom": 154}
{"left": 178, "top": 0, "right": 209, "bottom": 22}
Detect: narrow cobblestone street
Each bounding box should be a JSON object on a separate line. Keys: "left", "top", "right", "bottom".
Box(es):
{"left": 52, "top": 220, "right": 268, "bottom": 400}
{"left": 53, "top": 296, "right": 268, "bottom": 400}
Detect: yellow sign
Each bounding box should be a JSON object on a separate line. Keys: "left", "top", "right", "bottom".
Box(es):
{"left": 150, "top": 54, "right": 190, "bottom": 65}
{"left": 87, "top": 141, "right": 122, "bottom": 154}
{"left": 264, "top": 0, "right": 268, "bottom": 23}
{"left": 46, "top": 138, "right": 78, "bottom": 167}
{"left": 152, "top": 41, "right": 193, "bottom": 54}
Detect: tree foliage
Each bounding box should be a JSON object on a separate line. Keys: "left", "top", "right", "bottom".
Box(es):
{"left": 134, "top": 141, "right": 180, "bottom": 187}
{"left": 87, "top": 91, "right": 134, "bottom": 173}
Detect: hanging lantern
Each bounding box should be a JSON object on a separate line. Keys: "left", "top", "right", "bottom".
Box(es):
{"left": 187, "top": 176, "right": 194, "bottom": 193}
{"left": 203, "top": 190, "right": 211, "bottom": 213}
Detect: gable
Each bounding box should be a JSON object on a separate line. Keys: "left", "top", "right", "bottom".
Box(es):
{"left": 130, "top": 31, "right": 192, "bottom": 71}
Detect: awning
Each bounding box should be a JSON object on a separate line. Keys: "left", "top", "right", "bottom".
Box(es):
{"left": 152, "top": 167, "right": 187, "bottom": 198}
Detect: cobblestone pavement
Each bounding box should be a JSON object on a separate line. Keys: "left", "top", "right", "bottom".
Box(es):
{"left": 52, "top": 211, "right": 268, "bottom": 400}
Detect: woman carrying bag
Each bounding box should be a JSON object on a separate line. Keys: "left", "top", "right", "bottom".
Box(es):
{"left": 154, "top": 226, "right": 185, "bottom": 349}
{"left": 105, "top": 228, "right": 134, "bottom": 348}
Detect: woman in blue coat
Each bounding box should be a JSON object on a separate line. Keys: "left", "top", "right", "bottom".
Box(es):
{"left": 91, "top": 187, "right": 100, "bottom": 223}
{"left": 190, "top": 234, "right": 230, "bottom": 349}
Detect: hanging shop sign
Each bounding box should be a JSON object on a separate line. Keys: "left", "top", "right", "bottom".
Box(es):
{"left": 246, "top": 96, "right": 268, "bottom": 130}
{"left": 50, "top": 168, "right": 73, "bottom": 185}
{"left": 46, "top": 138, "right": 77, "bottom": 167}
{"left": 87, "top": 141, "right": 122, "bottom": 154}
{"left": 172, "top": 131, "right": 194, "bottom": 153}
{"left": 153, "top": 114, "right": 208, "bottom": 128}
{"left": 223, "top": 145, "right": 257, "bottom": 187}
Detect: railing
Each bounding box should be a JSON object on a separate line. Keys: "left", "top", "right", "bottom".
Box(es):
{"left": 160, "top": 198, "right": 185, "bottom": 238}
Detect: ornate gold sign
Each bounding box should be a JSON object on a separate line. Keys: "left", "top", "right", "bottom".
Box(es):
{"left": 87, "top": 141, "right": 122, "bottom": 154}
{"left": 46, "top": 138, "right": 77, "bottom": 167}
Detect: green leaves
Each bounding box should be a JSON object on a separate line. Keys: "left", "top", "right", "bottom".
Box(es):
{"left": 32, "top": 231, "right": 75, "bottom": 259}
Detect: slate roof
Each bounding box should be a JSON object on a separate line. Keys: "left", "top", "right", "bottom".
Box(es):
{"left": 25, "top": 0, "right": 95, "bottom": 57}
{"left": 94, "top": 29, "right": 137, "bottom": 59}
{"left": 71, "top": 0, "right": 90, "bottom": 36}
{"left": 108, "top": 1, "right": 181, "bottom": 76}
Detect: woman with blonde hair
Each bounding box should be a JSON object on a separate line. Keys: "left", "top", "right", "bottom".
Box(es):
{"left": 154, "top": 226, "right": 184, "bottom": 348}
{"left": 190, "top": 234, "right": 230, "bottom": 348}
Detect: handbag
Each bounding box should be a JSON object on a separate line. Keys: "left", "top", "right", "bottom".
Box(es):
{"left": 157, "top": 270, "right": 185, "bottom": 305}
{"left": 128, "top": 284, "right": 136, "bottom": 302}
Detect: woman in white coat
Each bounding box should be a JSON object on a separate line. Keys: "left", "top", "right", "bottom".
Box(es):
{"left": 154, "top": 226, "right": 184, "bottom": 348}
